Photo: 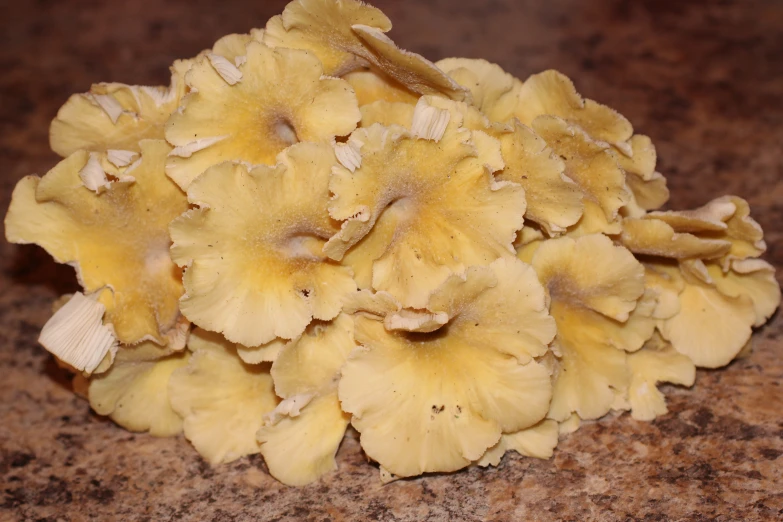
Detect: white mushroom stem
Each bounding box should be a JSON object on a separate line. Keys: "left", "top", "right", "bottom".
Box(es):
{"left": 38, "top": 292, "right": 118, "bottom": 374}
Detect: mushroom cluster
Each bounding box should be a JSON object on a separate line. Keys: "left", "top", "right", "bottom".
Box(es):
{"left": 4, "top": 0, "right": 779, "bottom": 486}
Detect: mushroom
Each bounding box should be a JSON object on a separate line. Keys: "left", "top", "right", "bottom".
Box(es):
{"left": 626, "top": 333, "right": 695, "bottom": 421}
{"left": 88, "top": 347, "right": 190, "bottom": 437}
{"left": 168, "top": 329, "right": 278, "bottom": 464}
{"left": 531, "top": 116, "right": 630, "bottom": 236}
{"left": 477, "top": 419, "right": 560, "bottom": 467}
{"left": 50, "top": 61, "right": 190, "bottom": 157}
{"left": 257, "top": 314, "right": 354, "bottom": 486}
{"left": 169, "top": 142, "right": 356, "bottom": 348}
{"left": 615, "top": 135, "right": 669, "bottom": 213}
{"left": 264, "top": 0, "right": 467, "bottom": 100}
{"left": 515, "top": 70, "right": 633, "bottom": 148}
{"left": 435, "top": 57, "right": 523, "bottom": 123}
{"left": 5, "top": 140, "right": 189, "bottom": 347}
{"left": 530, "top": 234, "right": 647, "bottom": 421}
{"left": 325, "top": 98, "right": 525, "bottom": 307}
{"left": 165, "top": 41, "right": 360, "bottom": 190}
{"left": 339, "top": 257, "right": 556, "bottom": 478}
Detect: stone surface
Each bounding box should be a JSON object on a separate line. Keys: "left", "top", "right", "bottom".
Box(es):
{"left": 1, "top": 0, "right": 781, "bottom": 520}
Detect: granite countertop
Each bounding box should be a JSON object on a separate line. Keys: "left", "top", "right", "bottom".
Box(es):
{"left": 1, "top": 0, "right": 781, "bottom": 520}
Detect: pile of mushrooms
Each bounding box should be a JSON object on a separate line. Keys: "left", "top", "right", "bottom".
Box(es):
{"left": 5, "top": 0, "right": 779, "bottom": 486}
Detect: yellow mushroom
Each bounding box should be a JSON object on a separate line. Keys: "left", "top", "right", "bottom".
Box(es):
{"left": 626, "top": 333, "right": 695, "bottom": 421}
{"left": 50, "top": 61, "right": 190, "bottom": 157}
{"left": 168, "top": 329, "right": 279, "bottom": 464}
{"left": 531, "top": 234, "right": 647, "bottom": 421}
{"left": 343, "top": 69, "right": 419, "bottom": 106}
{"left": 5, "top": 140, "right": 189, "bottom": 348}
{"left": 532, "top": 116, "right": 630, "bottom": 236}
{"left": 326, "top": 98, "right": 525, "bottom": 307}
{"left": 165, "top": 41, "right": 360, "bottom": 190}
{"left": 257, "top": 314, "right": 354, "bottom": 486}
{"left": 169, "top": 142, "right": 356, "bottom": 348}
{"left": 88, "top": 348, "right": 190, "bottom": 437}
{"left": 264, "top": 0, "right": 467, "bottom": 100}
{"left": 477, "top": 419, "right": 560, "bottom": 467}
{"left": 339, "top": 257, "right": 555, "bottom": 478}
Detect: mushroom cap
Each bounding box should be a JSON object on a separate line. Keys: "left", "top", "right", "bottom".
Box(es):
{"left": 532, "top": 116, "right": 630, "bottom": 235}
{"left": 168, "top": 329, "right": 279, "bottom": 464}
{"left": 620, "top": 218, "right": 732, "bottom": 259}
{"left": 495, "top": 119, "right": 584, "bottom": 235}
{"left": 659, "top": 265, "right": 756, "bottom": 369}
{"left": 627, "top": 333, "right": 695, "bottom": 421}
{"left": 258, "top": 314, "right": 354, "bottom": 486}
{"left": 89, "top": 351, "right": 190, "bottom": 437}
{"left": 325, "top": 100, "right": 525, "bottom": 307}
{"left": 531, "top": 235, "right": 647, "bottom": 421}
{"left": 436, "top": 58, "right": 522, "bottom": 123}
{"left": 707, "top": 260, "right": 780, "bottom": 328}
{"left": 515, "top": 70, "right": 633, "bottom": 146}
{"left": 50, "top": 60, "right": 190, "bottom": 157}
{"left": 339, "top": 257, "right": 555, "bottom": 478}
{"left": 264, "top": 0, "right": 391, "bottom": 76}
{"left": 169, "top": 142, "right": 356, "bottom": 347}
{"left": 477, "top": 419, "right": 559, "bottom": 467}
{"left": 5, "top": 140, "right": 188, "bottom": 345}
{"left": 264, "top": 0, "right": 467, "bottom": 100}
{"left": 165, "top": 41, "right": 360, "bottom": 190}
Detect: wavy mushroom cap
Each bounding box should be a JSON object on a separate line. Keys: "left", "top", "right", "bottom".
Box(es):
{"left": 531, "top": 234, "right": 647, "bottom": 421}
{"left": 326, "top": 99, "right": 525, "bottom": 307}
{"left": 165, "top": 41, "right": 360, "bottom": 190}
{"left": 258, "top": 314, "right": 354, "bottom": 486}
{"left": 169, "top": 142, "right": 356, "bottom": 348}
{"left": 168, "top": 329, "right": 279, "bottom": 465}
{"left": 5, "top": 139, "right": 189, "bottom": 345}
{"left": 88, "top": 350, "right": 190, "bottom": 437}
{"left": 339, "top": 257, "right": 555, "bottom": 478}
{"left": 50, "top": 61, "right": 190, "bottom": 157}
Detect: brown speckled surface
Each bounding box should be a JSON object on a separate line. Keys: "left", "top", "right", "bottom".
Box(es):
{"left": 1, "top": 1, "right": 782, "bottom": 520}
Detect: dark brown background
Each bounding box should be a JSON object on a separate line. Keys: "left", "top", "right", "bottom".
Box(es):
{"left": 1, "top": 0, "right": 781, "bottom": 520}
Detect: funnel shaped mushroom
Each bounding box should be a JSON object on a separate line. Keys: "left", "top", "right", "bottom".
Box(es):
{"left": 325, "top": 100, "right": 525, "bottom": 308}
{"left": 257, "top": 314, "right": 354, "bottom": 486}
{"left": 339, "top": 257, "right": 555, "bottom": 478}
{"left": 168, "top": 329, "right": 278, "bottom": 464}
{"left": 264, "top": 0, "right": 466, "bottom": 100}
{"left": 531, "top": 235, "right": 647, "bottom": 421}
{"left": 169, "top": 143, "right": 356, "bottom": 348}
{"left": 616, "top": 135, "right": 669, "bottom": 212}
{"left": 532, "top": 116, "right": 630, "bottom": 236}
{"left": 165, "top": 41, "right": 360, "bottom": 190}
{"left": 50, "top": 61, "right": 190, "bottom": 157}
{"left": 88, "top": 349, "right": 190, "bottom": 437}
{"left": 5, "top": 140, "right": 189, "bottom": 346}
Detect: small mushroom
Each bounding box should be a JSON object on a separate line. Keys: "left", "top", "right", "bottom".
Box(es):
{"left": 50, "top": 60, "right": 191, "bottom": 157}
{"left": 257, "top": 314, "right": 354, "bottom": 486}
{"left": 168, "top": 329, "right": 279, "bottom": 464}
{"left": 165, "top": 41, "right": 360, "bottom": 190}
{"left": 88, "top": 349, "right": 190, "bottom": 437}
{"left": 169, "top": 142, "right": 356, "bottom": 347}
